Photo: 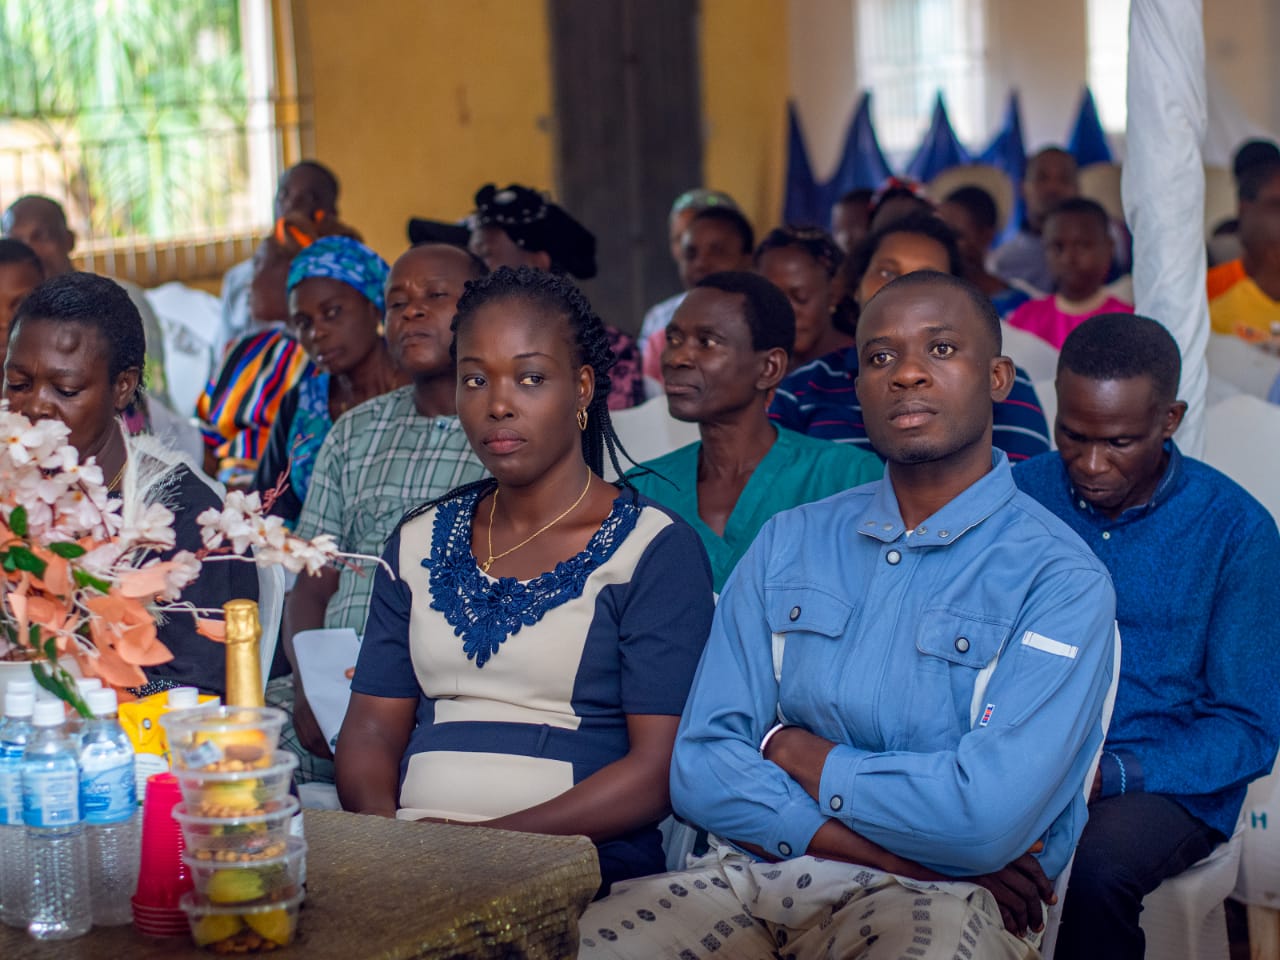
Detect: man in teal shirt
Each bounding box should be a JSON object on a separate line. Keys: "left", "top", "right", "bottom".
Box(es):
{"left": 628, "top": 271, "right": 881, "bottom": 590}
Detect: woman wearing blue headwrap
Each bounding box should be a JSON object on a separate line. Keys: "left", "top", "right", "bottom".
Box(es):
{"left": 253, "top": 236, "right": 403, "bottom": 525}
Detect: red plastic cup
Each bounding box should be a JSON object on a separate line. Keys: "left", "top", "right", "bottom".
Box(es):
{"left": 133, "top": 771, "right": 194, "bottom": 931}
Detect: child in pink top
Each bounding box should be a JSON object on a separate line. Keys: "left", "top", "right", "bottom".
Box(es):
{"left": 1007, "top": 197, "right": 1133, "bottom": 348}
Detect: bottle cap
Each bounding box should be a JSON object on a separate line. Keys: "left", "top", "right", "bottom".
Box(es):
{"left": 86, "top": 688, "right": 119, "bottom": 717}
{"left": 166, "top": 687, "right": 200, "bottom": 710}
{"left": 32, "top": 700, "right": 66, "bottom": 727}
{"left": 7, "top": 678, "right": 35, "bottom": 696}
{"left": 76, "top": 678, "right": 103, "bottom": 694}
{"left": 4, "top": 691, "right": 34, "bottom": 718}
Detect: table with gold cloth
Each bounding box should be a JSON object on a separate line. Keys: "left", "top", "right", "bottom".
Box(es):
{"left": 0, "top": 809, "right": 601, "bottom": 959}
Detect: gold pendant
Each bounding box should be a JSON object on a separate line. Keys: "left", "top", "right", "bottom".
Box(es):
{"left": 481, "top": 558, "right": 493, "bottom": 574}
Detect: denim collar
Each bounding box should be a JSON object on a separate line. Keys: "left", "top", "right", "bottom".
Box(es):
{"left": 857, "top": 449, "right": 1016, "bottom": 547}
{"left": 1068, "top": 441, "right": 1183, "bottom": 524}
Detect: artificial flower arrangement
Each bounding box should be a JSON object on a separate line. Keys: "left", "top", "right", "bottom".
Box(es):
{"left": 0, "top": 405, "right": 348, "bottom": 714}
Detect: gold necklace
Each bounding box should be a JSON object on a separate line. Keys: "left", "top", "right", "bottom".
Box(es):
{"left": 481, "top": 470, "right": 593, "bottom": 575}
{"left": 107, "top": 457, "right": 127, "bottom": 493}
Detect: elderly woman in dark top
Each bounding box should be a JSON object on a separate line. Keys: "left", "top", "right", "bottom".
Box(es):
{"left": 4, "top": 273, "right": 258, "bottom": 696}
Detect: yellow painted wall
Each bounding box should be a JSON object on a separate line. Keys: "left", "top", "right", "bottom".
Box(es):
{"left": 295, "top": 0, "right": 555, "bottom": 262}
{"left": 700, "top": 0, "right": 789, "bottom": 238}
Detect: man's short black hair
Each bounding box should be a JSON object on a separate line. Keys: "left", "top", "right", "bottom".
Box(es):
{"left": 1237, "top": 158, "right": 1280, "bottom": 204}
{"left": 852, "top": 213, "right": 965, "bottom": 285}
{"left": 943, "top": 185, "right": 999, "bottom": 232}
{"left": 0, "top": 238, "right": 43, "bottom": 276}
{"left": 282, "top": 160, "right": 339, "bottom": 203}
{"left": 689, "top": 207, "right": 755, "bottom": 255}
{"left": 1233, "top": 139, "right": 1280, "bottom": 182}
{"left": 694, "top": 271, "right": 796, "bottom": 355}
{"left": 13, "top": 272, "right": 145, "bottom": 394}
{"left": 1043, "top": 196, "right": 1110, "bottom": 234}
{"left": 867, "top": 269, "right": 1002, "bottom": 355}
{"left": 1059, "top": 313, "right": 1181, "bottom": 403}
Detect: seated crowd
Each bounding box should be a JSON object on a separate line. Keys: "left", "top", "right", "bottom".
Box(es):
{"left": 2, "top": 134, "right": 1279, "bottom": 960}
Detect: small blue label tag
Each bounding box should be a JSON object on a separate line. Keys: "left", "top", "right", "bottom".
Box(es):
{"left": 979, "top": 703, "right": 995, "bottom": 727}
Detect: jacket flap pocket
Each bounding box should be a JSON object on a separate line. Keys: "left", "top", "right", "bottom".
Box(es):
{"left": 917, "top": 609, "right": 1010, "bottom": 668}
{"left": 764, "top": 584, "right": 856, "bottom": 637}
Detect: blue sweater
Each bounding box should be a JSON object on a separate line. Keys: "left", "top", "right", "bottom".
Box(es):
{"left": 1015, "top": 444, "right": 1280, "bottom": 837}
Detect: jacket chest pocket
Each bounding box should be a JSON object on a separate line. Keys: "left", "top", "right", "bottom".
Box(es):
{"left": 913, "top": 608, "right": 1011, "bottom": 734}
{"left": 764, "top": 585, "right": 858, "bottom": 725}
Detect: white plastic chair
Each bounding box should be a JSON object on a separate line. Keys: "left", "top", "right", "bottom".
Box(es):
{"left": 1001, "top": 322, "right": 1060, "bottom": 384}
{"left": 605, "top": 395, "right": 698, "bottom": 481}
{"left": 1041, "top": 625, "right": 1122, "bottom": 959}
{"left": 1034, "top": 379, "right": 1058, "bottom": 449}
{"left": 256, "top": 562, "right": 286, "bottom": 691}
{"left": 1203, "top": 394, "right": 1280, "bottom": 522}
{"left": 1137, "top": 821, "right": 1245, "bottom": 960}
{"left": 1205, "top": 333, "right": 1280, "bottom": 399}
{"left": 1233, "top": 753, "right": 1280, "bottom": 957}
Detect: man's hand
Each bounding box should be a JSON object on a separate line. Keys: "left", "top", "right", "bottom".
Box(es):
{"left": 762, "top": 726, "right": 837, "bottom": 801}
{"left": 965, "top": 842, "right": 1056, "bottom": 938}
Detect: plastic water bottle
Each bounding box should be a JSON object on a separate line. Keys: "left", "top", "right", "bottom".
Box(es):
{"left": 64, "top": 678, "right": 102, "bottom": 745}
{"left": 80, "top": 689, "right": 139, "bottom": 926}
{"left": 22, "top": 699, "right": 90, "bottom": 940}
{"left": 0, "top": 690, "right": 35, "bottom": 927}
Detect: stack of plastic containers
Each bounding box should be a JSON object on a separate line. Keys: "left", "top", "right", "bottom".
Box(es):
{"left": 162, "top": 706, "right": 304, "bottom": 953}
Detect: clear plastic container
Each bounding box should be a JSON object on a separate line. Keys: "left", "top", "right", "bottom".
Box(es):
{"left": 180, "top": 889, "right": 303, "bottom": 951}
{"left": 174, "top": 796, "right": 299, "bottom": 859}
{"left": 161, "top": 706, "right": 285, "bottom": 771}
{"left": 183, "top": 837, "right": 306, "bottom": 906}
{"left": 171, "top": 751, "right": 298, "bottom": 816}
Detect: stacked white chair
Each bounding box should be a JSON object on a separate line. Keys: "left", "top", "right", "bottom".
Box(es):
{"left": 1001, "top": 322, "right": 1060, "bottom": 384}
{"left": 606, "top": 395, "right": 698, "bottom": 481}
{"left": 256, "top": 562, "right": 286, "bottom": 692}
{"left": 1205, "top": 334, "right": 1280, "bottom": 399}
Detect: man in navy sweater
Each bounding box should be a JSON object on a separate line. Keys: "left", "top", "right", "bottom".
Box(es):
{"left": 1015, "top": 313, "right": 1280, "bottom": 960}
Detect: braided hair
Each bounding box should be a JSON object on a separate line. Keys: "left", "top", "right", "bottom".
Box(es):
{"left": 402, "top": 267, "right": 637, "bottom": 525}
{"left": 754, "top": 225, "right": 858, "bottom": 335}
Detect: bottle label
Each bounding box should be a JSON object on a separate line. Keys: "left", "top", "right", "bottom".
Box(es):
{"left": 80, "top": 759, "right": 137, "bottom": 824}
{"left": 22, "top": 766, "right": 81, "bottom": 827}
{"left": 0, "top": 759, "right": 19, "bottom": 825}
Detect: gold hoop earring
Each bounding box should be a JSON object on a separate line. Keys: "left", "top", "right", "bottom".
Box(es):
{"left": 576, "top": 408, "right": 589, "bottom": 431}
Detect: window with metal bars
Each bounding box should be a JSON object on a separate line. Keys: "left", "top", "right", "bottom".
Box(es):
{"left": 854, "top": 0, "right": 989, "bottom": 159}
{"left": 0, "top": 0, "right": 307, "bottom": 285}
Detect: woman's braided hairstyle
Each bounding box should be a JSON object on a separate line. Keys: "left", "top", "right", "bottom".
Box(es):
{"left": 401, "top": 266, "right": 637, "bottom": 526}
{"left": 754, "top": 225, "right": 858, "bottom": 336}
{"left": 448, "top": 266, "right": 631, "bottom": 478}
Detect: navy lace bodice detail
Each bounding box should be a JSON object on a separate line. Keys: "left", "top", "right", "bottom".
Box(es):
{"left": 424, "top": 485, "right": 640, "bottom": 667}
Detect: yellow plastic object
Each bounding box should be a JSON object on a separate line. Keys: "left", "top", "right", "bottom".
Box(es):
{"left": 119, "top": 690, "right": 219, "bottom": 760}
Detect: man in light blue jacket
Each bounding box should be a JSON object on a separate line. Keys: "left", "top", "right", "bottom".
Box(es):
{"left": 580, "top": 271, "right": 1117, "bottom": 960}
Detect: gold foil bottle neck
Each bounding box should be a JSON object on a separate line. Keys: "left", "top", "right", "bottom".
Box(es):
{"left": 223, "top": 599, "right": 264, "bottom": 707}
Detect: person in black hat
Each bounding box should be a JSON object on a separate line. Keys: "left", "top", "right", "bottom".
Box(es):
{"left": 458, "top": 183, "right": 644, "bottom": 409}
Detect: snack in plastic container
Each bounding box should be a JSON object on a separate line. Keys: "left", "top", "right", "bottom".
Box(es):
{"left": 181, "top": 889, "right": 303, "bottom": 952}
{"left": 184, "top": 837, "right": 307, "bottom": 906}
{"left": 172, "top": 751, "right": 299, "bottom": 816}
{"left": 174, "top": 796, "right": 300, "bottom": 859}
{"left": 161, "top": 706, "right": 286, "bottom": 771}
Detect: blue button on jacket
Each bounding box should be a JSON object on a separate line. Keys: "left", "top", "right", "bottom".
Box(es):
{"left": 671, "top": 453, "right": 1117, "bottom": 879}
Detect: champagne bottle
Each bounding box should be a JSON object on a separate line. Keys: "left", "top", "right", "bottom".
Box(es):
{"left": 222, "top": 600, "right": 264, "bottom": 708}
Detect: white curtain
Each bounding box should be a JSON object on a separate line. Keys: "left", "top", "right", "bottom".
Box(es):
{"left": 1122, "top": 0, "right": 1208, "bottom": 456}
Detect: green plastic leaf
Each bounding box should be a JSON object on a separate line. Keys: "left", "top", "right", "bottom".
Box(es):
{"left": 49, "top": 541, "right": 87, "bottom": 559}
{"left": 9, "top": 505, "right": 27, "bottom": 537}
{"left": 8, "top": 545, "right": 46, "bottom": 577}
{"left": 72, "top": 568, "right": 112, "bottom": 593}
